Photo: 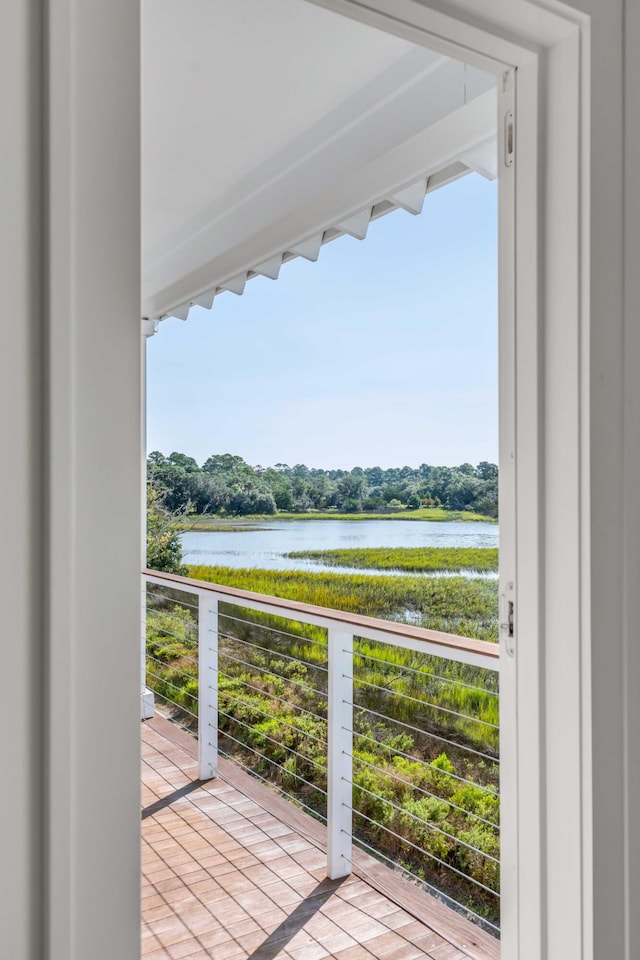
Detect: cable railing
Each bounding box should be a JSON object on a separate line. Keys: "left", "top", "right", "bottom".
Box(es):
{"left": 143, "top": 568, "right": 500, "bottom": 934}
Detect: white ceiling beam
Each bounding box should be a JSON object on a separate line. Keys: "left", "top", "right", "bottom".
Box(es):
{"left": 165, "top": 302, "right": 190, "bottom": 321}
{"left": 218, "top": 274, "right": 247, "bottom": 296}
{"left": 459, "top": 139, "right": 497, "bottom": 180}
{"left": 390, "top": 179, "right": 427, "bottom": 215}
{"left": 336, "top": 208, "right": 372, "bottom": 240}
{"left": 254, "top": 255, "right": 283, "bottom": 280}
{"left": 192, "top": 290, "right": 216, "bottom": 309}
{"left": 289, "top": 234, "right": 324, "bottom": 261}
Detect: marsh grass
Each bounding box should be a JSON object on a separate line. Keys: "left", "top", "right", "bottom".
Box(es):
{"left": 187, "top": 565, "right": 499, "bottom": 643}
{"left": 177, "top": 519, "right": 269, "bottom": 532}
{"left": 286, "top": 546, "right": 498, "bottom": 573}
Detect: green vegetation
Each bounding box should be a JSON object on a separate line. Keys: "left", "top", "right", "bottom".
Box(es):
{"left": 187, "top": 565, "right": 499, "bottom": 643}
{"left": 286, "top": 546, "right": 499, "bottom": 573}
{"left": 178, "top": 518, "right": 269, "bottom": 532}
{"left": 146, "top": 485, "right": 187, "bottom": 574}
{"left": 148, "top": 451, "right": 498, "bottom": 519}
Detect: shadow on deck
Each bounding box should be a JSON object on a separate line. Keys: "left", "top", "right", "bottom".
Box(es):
{"left": 141, "top": 717, "right": 499, "bottom": 960}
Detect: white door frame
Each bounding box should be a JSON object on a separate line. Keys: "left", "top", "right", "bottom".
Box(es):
{"left": 311, "top": 3, "right": 591, "bottom": 958}
{"left": 4, "top": 1, "right": 610, "bottom": 958}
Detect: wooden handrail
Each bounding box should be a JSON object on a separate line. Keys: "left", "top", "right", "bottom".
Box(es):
{"left": 143, "top": 568, "right": 499, "bottom": 666}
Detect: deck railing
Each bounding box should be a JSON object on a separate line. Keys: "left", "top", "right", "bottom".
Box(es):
{"left": 143, "top": 568, "right": 500, "bottom": 934}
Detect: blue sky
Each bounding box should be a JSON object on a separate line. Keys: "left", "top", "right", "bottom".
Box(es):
{"left": 147, "top": 172, "right": 497, "bottom": 470}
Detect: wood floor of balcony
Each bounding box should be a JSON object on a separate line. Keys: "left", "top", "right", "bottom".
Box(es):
{"left": 141, "top": 717, "right": 499, "bottom": 960}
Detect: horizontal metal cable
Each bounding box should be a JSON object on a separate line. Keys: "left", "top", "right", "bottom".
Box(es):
{"left": 145, "top": 621, "right": 198, "bottom": 647}
{"left": 352, "top": 648, "right": 499, "bottom": 697}
{"left": 346, "top": 780, "right": 499, "bottom": 863}
{"left": 150, "top": 689, "right": 198, "bottom": 722}
{"left": 348, "top": 806, "right": 500, "bottom": 899}
{"left": 146, "top": 589, "right": 199, "bottom": 611}
{"left": 218, "top": 710, "right": 327, "bottom": 772}
{"left": 347, "top": 674, "right": 499, "bottom": 730}
{"left": 218, "top": 609, "right": 328, "bottom": 648}
{"left": 148, "top": 674, "right": 198, "bottom": 703}
{"left": 145, "top": 655, "right": 197, "bottom": 686}
{"left": 219, "top": 648, "right": 328, "bottom": 698}
{"left": 219, "top": 691, "right": 327, "bottom": 746}
{"left": 348, "top": 702, "right": 498, "bottom": 764}
{"left": 348, "top": 728, "right": 498, "bottom": 797}
{"left": 219, "top": 731, "right": 328, "bottom": 795}
{"left": 218, "top": 748, "right": 327, "bottom": 823}
{"left": 221, "top": 632, "right": 327, "bottom": 672}
{"left": 342, "top": 837, "right": 500, "bottom": 935}
{"left": 349, "top": 753, "right": 499, "bottom": 830}
{"left": 218, "top": 671, "right": 325, "bottom": 722}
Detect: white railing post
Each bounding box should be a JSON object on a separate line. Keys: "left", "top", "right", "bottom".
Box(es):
{"left": 198, "top": 592, "right": 218, "bottom": 780}
{"left": 141, "top": 580, "right": 155, "bottom": 719}
{"left": 327, "top": 628, "right": 353, "bottom": 879}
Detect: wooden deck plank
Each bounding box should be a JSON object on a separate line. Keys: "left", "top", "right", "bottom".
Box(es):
{"left": 142, "top": 718, "right": 499, "bottom": 960}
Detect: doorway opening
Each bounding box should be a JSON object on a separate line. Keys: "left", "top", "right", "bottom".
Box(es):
{"left": 141, "top": 3, "right": 511, "bottom": 957}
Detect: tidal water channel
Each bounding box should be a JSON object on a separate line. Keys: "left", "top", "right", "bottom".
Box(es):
{"left": 180, "top": 519, "right": 499, "bottom": 577}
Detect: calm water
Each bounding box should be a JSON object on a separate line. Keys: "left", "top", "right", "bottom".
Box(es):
{"left": 181, "top": 519, "right": 498, "bottom": 576}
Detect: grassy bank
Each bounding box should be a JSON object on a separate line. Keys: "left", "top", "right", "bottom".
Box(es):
{"left": 286, "top": 546, "right": 498, "bottom": 573}
{"left": 177, "top": 506, "right": 495, "bottom": 528}
{"left": 176, "top": 519, "right": 269, "bottom": 532}
{"left": 187, "top": 564, "right": 498, "bottom": 643}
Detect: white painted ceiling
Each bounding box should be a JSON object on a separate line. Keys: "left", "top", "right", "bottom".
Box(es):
{"left": 142, "top": 0, "right": 497, "bottom": 325}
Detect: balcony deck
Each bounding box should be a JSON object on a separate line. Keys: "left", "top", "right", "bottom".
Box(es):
{"left": 142, "top": 717, "right": 499, "bottom": 960}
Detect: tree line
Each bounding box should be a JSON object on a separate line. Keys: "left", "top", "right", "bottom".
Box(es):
{"left": 147, "top": 451, "right": 498, "bottom": 518}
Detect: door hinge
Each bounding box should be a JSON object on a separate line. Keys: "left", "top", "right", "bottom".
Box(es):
{"left": 500, "top": 581, "right": 515, "bottom": 656}
{"left": 504, "top": 109, "right": 514, "bottom": 167}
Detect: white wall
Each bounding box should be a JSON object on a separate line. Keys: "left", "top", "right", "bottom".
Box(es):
{"left": 623, "top": 3, "right": 640, "bottom": 954}
{"left": 1, "top": 1, "right": 142, "bottom": 958}
{"left": 0, "top": 4, "right": 44, "bottom": 957}
{"left": 545, "top": 1, "right": 639, "bottom": 955}
{"left": 571, "top": 2, "right": 626, "bottom": 956}
{"left": 47, "top": 0, "right": 142, "bottom": 955}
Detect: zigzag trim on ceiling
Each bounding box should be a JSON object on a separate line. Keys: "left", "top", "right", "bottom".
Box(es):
{"left": 152, "top": 151, "right": 495, "bottom": 329}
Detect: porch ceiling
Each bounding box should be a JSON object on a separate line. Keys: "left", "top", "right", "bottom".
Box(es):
{"left": 142, "top": 0, "right": 497, "bottom": 325}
